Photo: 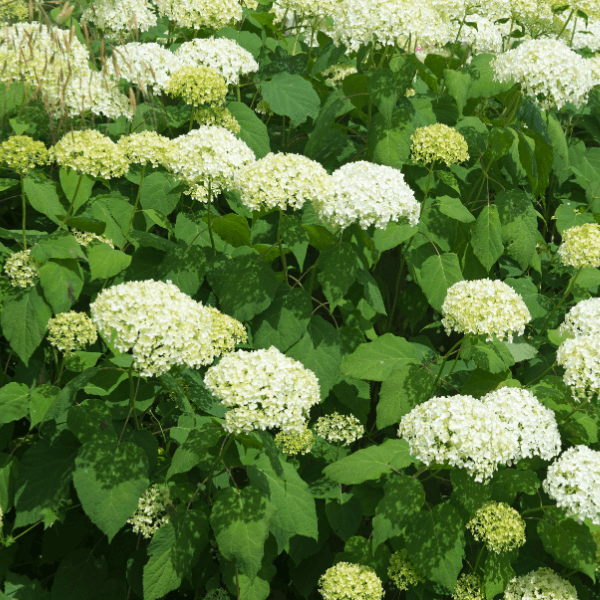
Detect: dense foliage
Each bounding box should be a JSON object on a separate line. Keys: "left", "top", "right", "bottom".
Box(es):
{"left": 1, "top": 1, "right": 600, "bottom": 599}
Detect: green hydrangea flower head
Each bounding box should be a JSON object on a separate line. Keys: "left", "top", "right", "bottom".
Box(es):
{"left": 195, "top": 106, "right": 240, "bottom": 134}
{"left": 275, "top": 425, "right": 314, "bottom": 456}
{"left": 452, "top": 573, "right": 484, "bottom": 600}
{"left": 387, "top": 549, "right": 425, "bottom": 591}
{"left": 116, "top": 132, "right": 171, "bottom": 167}
{"left": 165, "top": 65, "right": 228, "bottom": 107}
{"left": 318, "top": 562, "right": 383, "bottom": 600}
{"left": 410, "top": 123, "right": 469, "bottom": 166}
{"left": 314, "top": 412, "right": 364, "bottom": 445}
{"left": 467, "top": 501, "right": 526, "bottom": 553}
{"left": 0, "top": 135, "right": 50, "bottom": 175}
{"left": 204, "top": 306, "right": 247, "bottom": 357}
{"left": 47, "top": 311, "right": 98, "bottom": 356}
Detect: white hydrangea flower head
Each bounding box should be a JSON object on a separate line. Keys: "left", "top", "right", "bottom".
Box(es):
{"left": 387, "top": 549, "right": 425, "bottom": 591}
{"left": 451, "top": 15, "right": 503, "bottom": 55}
{"left": 81, "top": 0, "right": 157, "bottom": 39}
{"left": 235, "top": 152, "right": 333, "bottom": 211}
{"left": 482, "top": 387, "right": 561, "bottom": 463}
{"left": 72, "top": 229, "right": 115, "bottom": 249}
{"left": 322, "top": 64, "right": 358, "bottom": 86}
{"left": 314, "top": 412, "right": 364, "bottom": 445}
{"left": 441, "top": 279, "right": 531, "bottom": 343}
{"left": 590, "top": 56, "right": 600, "bottom": 88}
{"left": 556, "top": 335, "right": 600, "bottom": 400}
{"left": 313, "top": 161, "right": 420, "bottom": 231}
{"left": 504, "top": 567, "right": 579, "bottom": 600}
{"left": 116, "top": 132, "right": 171, "bottom": 167}
{"left": 275, "top": 425, "right": 314, "bottom": 455}
{"left": 272, "top": 0, "right": 341, "bottom": 21}
{"left": 52, "top": 130, "right": 130, "bottom": 179}
{"left": 559, "top": 298, "right": 600, "bottom": 337}
{"left": 410, "top": 123, "right": 470, "bottom": 167}
{"left": 4, "top": 249, "right": 40, "bottom": 288}
{"left": 175, "top": 37, "right": 259, "bottom": 85}
{"left": 126, "top": 484, "right": 173, "bottom": 539}
{"left": 0, "top": 136, "right": 50, "bottom": 175}
{"left": 90, "top": 280, "right": 214, "bottom": 377}
{"left": 165, "top": 65, "right": 228, "bottom": 107}
{"left": 164, "top": 126, "right": 255, "bottom": 191}
{"left": 203, "top": 346, "right": 321, "bottom": 435}
{"left": 557, "top": 223, "right": 600, "bottom": 268}
{"left": 397, "top": 395, "right": 518, "bottom": 482}
{"left": 491, "top": 39, "right": 593, "bottom": 110}
{"left": 452, "top": 573, "right": 484, "bottom": 600}
{"left": 47, "top": 311, "right": 98, "bottom": 356}
{"left": 155, "top": 0, "right": 242, "bottom": 30}
{"left": 318, "top": 562, "right": 383, "bottom": 600}
{"left": 559, "top": 0, "right": 600, "bottom": 18}
{"left": 544, "top": 446, "right": 600, "bottom": 525}
{"left": 467, "top": 501, "right": 526, "bottom": 554}
{"left": 204, "top": 306, "right": 247, "bottom": 356}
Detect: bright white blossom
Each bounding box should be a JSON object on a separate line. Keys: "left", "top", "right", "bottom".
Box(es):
{"left": 467, "top": 501, "right": 526, "bottom": 554}
{"left": 504, "top": 568, "right": 579, "bottom": 600}
{"left": 81, "top": 0, "right": 157, "bottom": 39}
{"left": 116, "top": 132, "right": 170, "bottom": 167}
{"left": 559, "top": 298, "right": 600, "bottom": 337}
{"left": 322, "top": 64, "right": 357, "bottom": 85}
{"left": 557, "top": 223, "right": 600, "bottom": 269}
{"left": 204, "top": 306, "right": 247, "bottom": 356}
{"left": 570, "top": 17, "right": 600, "bottom": 52}
{"left": 318, "top": 562, "right": 383, "bottom": 600}
{"left": 155, "top": 0, "right": 242, "bottom": 30}
{"left": 410, "top": 123, "right": 470, "bottom": 167}
{"left": 314, "top": 412, "right": 364, "bottom": 445}
{"left": 451, "top": 15, "right": 503, "bottom": 55}
{"left": 90, "top": 280, "right": 214, "bottom": 377}
{"left": 556, "top": 335, "right": 600, "bottom": 400}
{"left": 47, "top": 312, "right": 98, "bottom": 356}
{"left": 313, "top": 161, "right": 420, "bottom": 230}
{"left": 72, "top": 229, "right": 114, "bottom": 248}
{"left": 441, "top": 279, "right": 531, "bottom": 343}
{"left": 387, "top": 549, "right": 425, "bottom": 591}
{"left": 4, "top": 249, "right": 40, "bottom": 288}
{"left": 126, "top": 484, "right": 173, "bottom": 538}
{"left": 275, "top": 425, "right": 314, "bottom": 455}
{"left": 204, "top": 346, "right": 321, "bottom": 435}
{"left": 398, "top": 395, "right": 518, "bottom": 482}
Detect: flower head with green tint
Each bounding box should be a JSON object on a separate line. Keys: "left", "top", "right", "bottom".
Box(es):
{"left": 557, "top": 223, "right": 600, "bottom": 269}
{"left": 4, "top": 249, "right": 40, "bottom": 288}
{"left": 504, "top": 567, "right": 578, "bottom": 600}
{"left": 452, "top": 573, "right": 484, "bottom": 600}
{"left": 204, "top": 306, "right": 247, "bottom": 357}
{"left": 116, "top": 132, "right": 171, "bottom": 167}
{"left": 387, "top": 549, "right": 425, "bottom": 591}
{"left": 126, "top": 483, "right": 173, "bottom": 539}
{"left": 314, "top": 412, "right": 364, "bottom": 445}
{"left": 275, "top": 425, "right": 314, "bottom": 456}
{"left": 72, "top": 230, "right": 115, "bottom": 249}
{"left": 47, "top": 311, "right": 98, "bottom": 356}
{"left": 467, "top": 501, "right": 526, "bottom": 554}
{"left": 318, "top": 562, "right": 383, "bottom": 600}
{"left": 165, "top": 65, "right": 228, "bottom": 107}
{"left": 0, "top": 135, "right": 50, "bottom": 175}
{"left": 194, "top": 106, "right": 240, "bottom": 134}
{"left": 410, "top": 123, "right": 469, "bottom": 166}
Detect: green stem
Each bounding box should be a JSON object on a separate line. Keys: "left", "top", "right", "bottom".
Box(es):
{"left": 206, "top": 180, "right": 216, "bottom": 257}
{"left": 432, "top": 338, "right": 464, "bottom": 393}
{"left": 122, "top": 163, "right": 147, "bottom": 249}
{"left": 54, "top": 355, "right": 65, "bottom": 387}
{"left": 128, "top": 367, "right": 140, "bottom": 431}
{"left": 569, "top": 14, "right": 578, "bottom": 47}
{"left": 235, "top": 85, "right": 241, "bottom": 102}
{"left": 20, "top": 174, "right": 26, "bottom": 249}
{"left": 423, "top": 162, "right": 435, "bottom": 203}
{"left": 277, "top": 208, "right": 289, "bottom": 285}
{"left": 521, "top": 505, "right": 555, "bottom": 516}
{"left": 473, "top": 547, "right": 485, "bottom": 574}
{"left": 205, "top": 436, "right": 234, "bottom": 502}
{"left": 189, "top": 105, "right": 195, "bottom": 132}
{"left": 540, "top": 267, "right": 582, "bottom": 333}
{"left": 560, "top": 397, "right": 591, "bottom": 425}
{"left": 524, "top": 362, "right": 557, "bottom": 388}
{"left": 556, "top": 9, "right": 575, "bottom": 41}
{"left": 56, "top": 173, "right": 83, "bottom": 231}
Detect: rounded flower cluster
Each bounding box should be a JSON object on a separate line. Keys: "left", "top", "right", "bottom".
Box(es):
{"left": 543, "top": 445, "right": 600, "bottom": 525}
{"left": 72, "top": 230, "right": 114, "bottom": 248}
{"left": 557, "top": 223, "right": 600, "bottom": 269}
{"left": 387, "top": 549, "right": 425, "bottom": 591}
{"left": 410, "top": 124, "right": 470, "bottom": 167}
{"left": 441, "top": 279, "right": 531, "bottom": 343}
{"left": 504, "top": 568, "right": 579, "bottom": 600}
{"left": 467, "top": 501, "right": 526, "bottom": 554}
{"left": 203, "top": 346, "right": 321, "bottom": 435}
{"left": 314, "top": 413, "right": 364, "bottom": 445}
{"left": 175, "top": 37, "right": 259, "bottom": 85}
{"left": 52, "top": 130, "right": 129, "bottom": 179}
{"left": 4, "top": 249, "right": 40, "bottom": 288}
{"left": 194, "top": 106, "right": 240, "bottom": 134}
{"left": 204, "top": 306, "right": 247, "bottom": 356}
{"left": 90, "top": 280, "right": 214, "bottom": 377}
{"left": 556, "top": 336, "right": 600, "bottom": 400}
{"left": 165, "top": 65, "right": 228, "bottom": 107}
{"left": 0, "top": 0, "right": 28, "bottom": 21}
{"left": 318, "top": 562, "right": 383, "bottom": 600}
{"left": 452, "top": 573, "right": 484, "bottom": 600}
{"left": 397, "top": 395, "right": 517, "bottom": 482}
{"left": 47, "top": 312, "right": 98, "bottom": 356}
{"left": 560, "top": 298, "right": 600, "bottom": 338}
{"left": 482, "top": 387, "right": 561, "bottom": 464}
{"left": 116, "top": 132, "right": 170, "bottom": 167}
{"left": 235, "top": 153, "right": 332, "bottom": 211}
{"left": 164, "top": 126, "right": 255, "bottom": 192}
{"left": 0, "top": 135, "right": 50, "bottom": 175}
{"left": 81, "top": 0, "right": 157, "bottom": 39}
{"left": 205, "top": 589, "right": 230, "bottom": 600}
{"left": 126, "top": 484, "right": 173, "bottom": 539}
{"left": 314, "top": 162, "right": 420, "bottom": 230}
{"left": 453, "top": 15, "right": 502, "bottom": 55}
{"left": 322, "top": 64, "right": 358, "bottom": 86}
{"left": 491, "top": 39, "right": 593, "bottom": 111}
{"left": 275, "top": 425, "right": 314, "bottom": 456}
{"left": 155, "top": 0, "right": 242, "bottom": 30}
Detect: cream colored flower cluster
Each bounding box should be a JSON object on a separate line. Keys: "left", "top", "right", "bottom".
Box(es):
{"left": 570, "top": 18, "right": 600, "bottom": 52}
{"left": 81, "top": 0, "right": 157, "bottom": 39}
{"left": 314, "top": 161, "right": 420, "bottom": 231}
{"left": 53, "top": 130, "right": 130, "bottom": 179}
{"left": 116, "top": 132, "right": 171, "bottom": 167}
{"left": 203, "top": 306, "right": 247, "bottom": 356}
{"left": 275, "top": 425, "right": 315, "bottom": 455}
{"left": 204, "top": 346, "right": 321, "bottom": 435}
{"left": 126, "top": 484, "right": 173, "bottom": 539}
{"left": 0, "top": 136, "right": 50, "bottom": 175}
{"left": 467, "top": 501, "right": 526, "bottom": 554}
{"left": 543, "top": 445, "right": 600, "bottom": 525}
{"left": 318, "top": 562, "right": 383, "bottom": 600}
{"left": 194, "top": 107, "right": 241, "bottom": 134}
{"left": 47, "top": 311, "right": 98, "bottom": 356}
{"left": 90, "top": 280, "right": 214, "bottom": 377}
{"left": 560, "top": 298, "right": 600, "bottom": 337}
{"left": 557, "top": 223, "right": 600, "bottom": 269}
{"left": 4, "top": 249, "right": 40, "bottom": 288}
{"left": 0, "top": 0, "right": 28, "bottom": 22}
{"left": 441, "top": 279, "right": 531, "bottom": 343}
{"left": 387, "top": 549, "right": 425, "bottom": 591}
{"left": 322, "top": 64, "right": 358, "bottom": 86}
{"left": 165, "top": 65, "right": 228, "bottom": 107}
{"left": 175, "top": 37, "right": 259, "bottom": 85}
{"left": 491, "top": 39, "right": 593, "bottom": 111}
{"left": 561, "top": 0, "right": 600, "bottom": 18}
{"left": 72, "top": 230, "right": 115, "bottom": 249}
{"left": 504, "top": 567, "right": 579, "bottom": 600}
{"left": 235, "top": 152, "right": 332, "bottom": 211}
{"left": 452, "top": 15, "right": 502, "bottom": 55}
{"left": 397, "top": 394, "right": 517, "bottom": 482}
{"left": 314, "top": 412, "right": 364, "bottom": 445}
{"left": 410, "top": 124, "right": 470, "bottom": 167}
{"left": 557, "top": 335, "right": 600, "bottom": 400}
{"left": 155, "top": 0, "right": 242, "bottom": 30}
{"left": 452, "top": 573, "right": 484, "bottom": 600}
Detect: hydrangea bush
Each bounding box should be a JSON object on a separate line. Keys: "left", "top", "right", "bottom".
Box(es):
{"left": 0, "top": 1, "right": 599, "bottom": 600}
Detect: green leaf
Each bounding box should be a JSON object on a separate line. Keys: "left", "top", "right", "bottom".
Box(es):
{"left": 66, "top": 399, "right": 116, "bottom": 443}
{"left": 340, "top": 333, "right": 416, "bottom": 382}
{"left": 367, "top": 69, "right": 399, "bottom": 124}
{"left": 450, "top": 470, "right": 491, "bottom": 517}
{"left": 210, "top": 486, "right": 276, "bottom": 580}
{"left": 86, "top": 243, "right": 132, "bottom": 281}
{"left": 438, "top": 196, "right": 475, "bottom": 223}
{"left": 323, "top": 439, "right": 413, "bottom": 484}
{"left": 59, "top": 170, "right": 95, "bottom": 213}
{"left": 39, "top": 259, "right": 84, "bottom": 313}
{"left": 404, "top": 503, "right": 466, "bottom": 591}
{"left": 0, "top": 454, "right": 19, "bottom": 512}
{"left": 372, "top": 220, "right": 417, "bottom": 252}
{"left": 167, "top": 424, "right": 222, "bottom": 479}
{"left": 227, "top": 102, "right": 271, "bottom": 159}
{"left": 317, "top": 243, "right": 360, "bottom": 310}
{"left": 259, "top": 73, "right": 320, "bottom": 125}
{"left": 461, "top": 342, "right": 514, "bottom": 375}
{"left": 30, "top": 231, "right": 86, "bottom": 262}
{"left": 357, "top": 269, "right": 386, "bottom": 315}
{"left": 372, "top": 475, "right": 425, "bottom": 550}
{"left": 367, "top": 106, "right": 416, "bottom": 169}
{"left": 46, "top": 368, "right": 99, "bottom": 424}
{"left": 23, "top": 173, "right": 68, "bottom": 225}
{"left": 524, "top": 129, "right": 554, "bottom": 197}
{"left": 281, "top": 214, "right": 309, "bottom": 271}
{"left": 0, "top": 383, "right": 29, "bottom": 424}
{"left": 1, "top": 284, "right": 52, "bottom": 366}
{"left": 29, "top": 385, "right": 60, "bottom": 429}
{"left": 471, "top": 205, "right": 503, "bottom": 272}
{"left": 554, "top": 203, "right": 594, "bottom": 235}
{"left": 465, "top": 54, "right": 515, "bottom": 99}
{"left": 155, "top": 245, "right": 208, "bottom": 296}
{"left": 481, "top": 551, "right": 515, "bottom": 599}
{"left": 206, "top": 213, "right": 251, "bottom": 248}
{"left": 73, "top": 438, "right": 149, "bottom": 542}
{"left": 443, "top": 69, "right": 471, "bottom": 116}
{"left": 50, "top": 549, "right": 107, "bottom": 600}
{"left": 490, "top": 470, "right": 540, "bottom": 505}
{"left": 139, "top": 169, "right": 182, "bottom": 217}
{"left": 418, "top": 252, "right": 463, "bottom": 313}
{"left": 3, "top": 572, "right": 43, "bottom": 600}
{"left": 325, "top": 493, "right": 362, "bottom": 541}
{"left": 461, "top": 368, "right": 510, "bottom": 398}
{"left": 334, "top": 536, "right": 391, "bottom": 582}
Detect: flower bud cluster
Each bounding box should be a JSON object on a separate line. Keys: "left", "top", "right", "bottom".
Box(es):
{"left": 165, "top": 65, "right": 228, "bottom": 107}
{"left": 387, "top": 549, "right": 425, "bottom": 591}
{"left": 4, "top": 249, "right": 41, "bottom": 288}
{"left": 275, "top": 425, "right": 314, "bottom": 456}
{"left": 318, "top": 562, "right": 383, "bottom": 600}
{"left": 0, "top": 136, "right": 50, "bottom": 175}
{"left": 410, "top": 124, "right": 470, "bottom": 167}
{"left": 452, "top": 573, "right": 484, "bottom": 600}
{"left": 467, "top": 501, "right": 526, "bottom": 554}
{"left": 314, "top": 412, "right": 364, "bottom": 445}
{"left": 126, "top": 484, "right": 173, "bottom": 539}
{"left": 47, "top": 311, "right": 98, "bottom": 356}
